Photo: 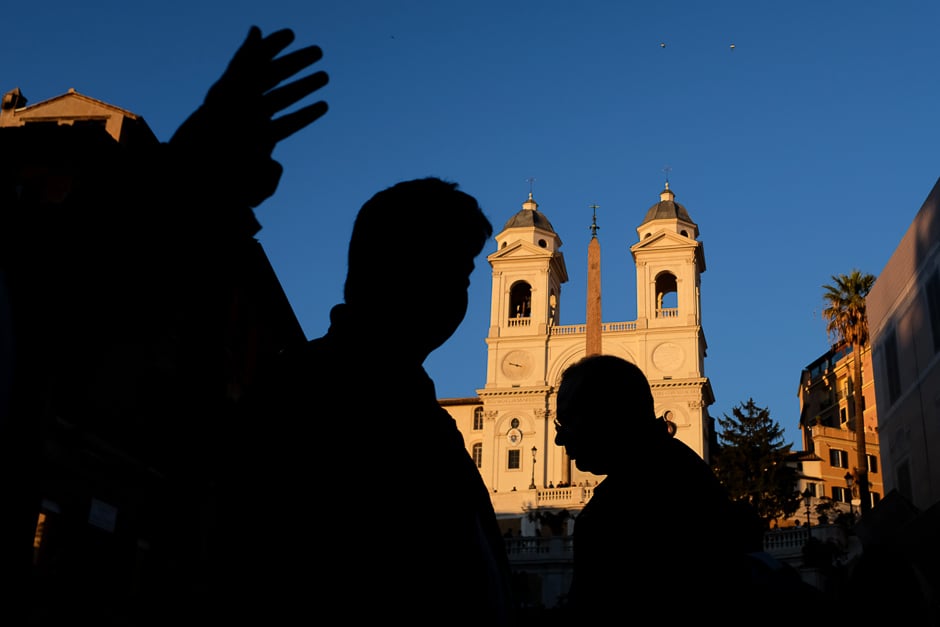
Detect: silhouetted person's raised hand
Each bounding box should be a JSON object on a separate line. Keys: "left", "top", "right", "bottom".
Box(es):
{"left": 170, "top": 25, "right": 328, "bottom": 209}
{"left": 0, "top": 25, "right": 328, "bottom": 626}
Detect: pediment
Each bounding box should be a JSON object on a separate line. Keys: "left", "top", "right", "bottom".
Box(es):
{"left": 630, "top": 229, "right": 698, "bottom": 253}
{"left": 16, "top": 89, "right": 141, "bottom": 121}
{"left": 631, "top": 229, "right": 706, "bottom": 272}
{"left": 488, "top": 239, "right": 556, "bottom": 262}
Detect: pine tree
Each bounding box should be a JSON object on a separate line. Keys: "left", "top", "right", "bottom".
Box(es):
{"left": 712, "top": 398, "right": 801, "bottom": 529}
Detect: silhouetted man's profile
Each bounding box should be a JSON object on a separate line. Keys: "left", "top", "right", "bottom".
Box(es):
{"left": 554, "top": 355, "right": 767, "bottom": 623}
{"left": 227, "top": 177, "right": 515, "bottom": 624}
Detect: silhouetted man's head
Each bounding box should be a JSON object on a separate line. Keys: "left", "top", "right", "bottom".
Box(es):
{"left": 554, "top": 354, "right": 660, "bottom": 475}
{"left": 343, "top": 177, "right": 493, "bottom": 358}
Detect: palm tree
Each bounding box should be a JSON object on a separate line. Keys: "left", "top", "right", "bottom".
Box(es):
{"left": 821, "top": 269, "right": 876, "bottom": 516}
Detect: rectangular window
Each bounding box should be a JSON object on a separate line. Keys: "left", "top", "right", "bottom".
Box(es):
{"left": 884, "top": 328, "right": 902, "bottom": 405}
{"left": 927, "top": 269, "right": 940, "bottom": 352}
{"left": 868, "top": 454, "right": 878, "bottom": 474}
{"left": 472, "top": 408, "right": 484, "bottom": 431}
{"left": 898, "top": 460, "right": 913, "bottom": 501}
{"left": 472, "top": 443, "right": 483, "bottom": 468}
{"left": 33, "top": 512, "right": 47, "bottom": 550}
{"left": 831, "top": 486, "right": 851, "bottom": 503}
{"left": 840, "top": 408, "right": 848, "bottom": 425}
{"left": 870, "top": 492, "right": 881, "bottom": 507}
{"left": 507, "top": 449, "right": 521, "bottom": 470}
{"left": 829, "top": 448, "right": 849, "bottom": 468}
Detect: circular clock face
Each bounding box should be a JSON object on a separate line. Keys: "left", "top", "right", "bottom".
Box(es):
{"left": 652, "top": 342, "right": 685, "bottom": 372}
{"left": 501, "top": 350, "right": 533, "bottom": 380}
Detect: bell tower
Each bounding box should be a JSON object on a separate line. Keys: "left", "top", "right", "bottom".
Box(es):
{"left": 476, "top": 190, "right": 568, "bottom": 493}
{"left": 484, "top": 191, "right": 568, "bottom": 389}
{"left": 632, "top": 182, "right": 704, "bottom": 328}
{"left": 630, "top": 181, "right": 713, "bottom": 459}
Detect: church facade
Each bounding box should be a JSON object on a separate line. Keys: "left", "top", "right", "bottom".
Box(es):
{"left": 442, "top": 183, "right": 715, "bottom": 540}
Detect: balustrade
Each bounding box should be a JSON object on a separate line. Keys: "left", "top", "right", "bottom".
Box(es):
{"left": 550, "top": 321, "right": 637, "bottom": 336}
{"left": 504, "top": 535, "right": 574, "bottom": 561}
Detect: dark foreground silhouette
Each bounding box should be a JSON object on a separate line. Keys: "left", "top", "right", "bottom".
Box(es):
{"left": 222, "top": 177, "right": 515, "bottom": 624}
{"left": 554, "top": 354, "right": 829, "bottom": 625}
{"left": 1, "top": 25, "right": 327, "bottom": 625}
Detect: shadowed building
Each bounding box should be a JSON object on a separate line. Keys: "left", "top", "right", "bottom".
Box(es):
{"left": 867, "top": 176, "right": 940, "bottom": 512}
{"left": 1, "top": 87, "right": 304, "bottom": 624}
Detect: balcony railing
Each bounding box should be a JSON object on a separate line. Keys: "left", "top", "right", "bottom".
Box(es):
{"left": 504, "top": 535, "right": 574, "bottom": 563}
{"left": 533, "top": 485, "right": 594, "bottom": 505}
{"left": 762, "top": 524, "right": 849, "bottom": 561}
{"left": 505, "top": 522, "right": 845, "bottom": 566}
{"left": 550, "top": 321, "right": 637, "bottom": 336}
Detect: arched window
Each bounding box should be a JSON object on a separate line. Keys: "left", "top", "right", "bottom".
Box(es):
{"left": 472, "top": 443, "right": 483, "bottom": 468}
{"left": 655, "top": 272, "right": 678, "bottom": 318}
{"left": 661, "top": 410, "right": 677, "bottom": 436}
{"left": 508, "top": 281, "right": 532, "bottom": 326}
{"left": 473, "top": 407, "right": 484, "bottom": 430}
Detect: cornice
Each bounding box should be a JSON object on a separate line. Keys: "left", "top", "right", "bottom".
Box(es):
{"left": 650, "top": 378, "right": 709, "bottom": 389}
{"left": 477, "top": 386, "right": 552, "bottom": 400}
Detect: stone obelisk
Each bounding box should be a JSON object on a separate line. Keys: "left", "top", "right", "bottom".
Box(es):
{"left": 585, "top": 204, "right": 602, "bottom": 356}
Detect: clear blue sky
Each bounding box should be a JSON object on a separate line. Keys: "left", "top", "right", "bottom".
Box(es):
{"left": 6, "top": 1, "right": 938, "bottom": 448}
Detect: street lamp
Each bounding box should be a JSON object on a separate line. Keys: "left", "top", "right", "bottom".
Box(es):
{"left": 845, "top": 471, "right": 855, "bottom": 518}
{"left": 802, "top": 487, "right": 813, "bottom": 530}
{"left": 529, "top": 446, "right": 537, "bottom": 490}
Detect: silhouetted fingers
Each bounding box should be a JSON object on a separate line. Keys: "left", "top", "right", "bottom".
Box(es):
{"left": 227, "top": 25, "right": 264, "bottom": 68}
{"left": 247, "top": 27, "right": 296, "bottom": 68}
{"left": 218, "top": 27, "right": 296, "bottom": 93}
{"left": 261, "top": 45, "right": 325, "bottom": 94}
{"left": 270, "top": 101, "right": 329, "bottom": 143}
{"left": 264, "top": 71, "right": 329, "bottom": 116}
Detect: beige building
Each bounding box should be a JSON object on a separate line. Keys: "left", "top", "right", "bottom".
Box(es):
{"left": 1, "top": 86, "right": 156, "bottom": 144}
{"left": 442, "top": 183, "right": 714, "bottom": 605}
{"left": 867, "top": 176, "right": 940, "bottom": 512}
{"left": 796, "top": 343, "right": 883, "bottom": 520}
